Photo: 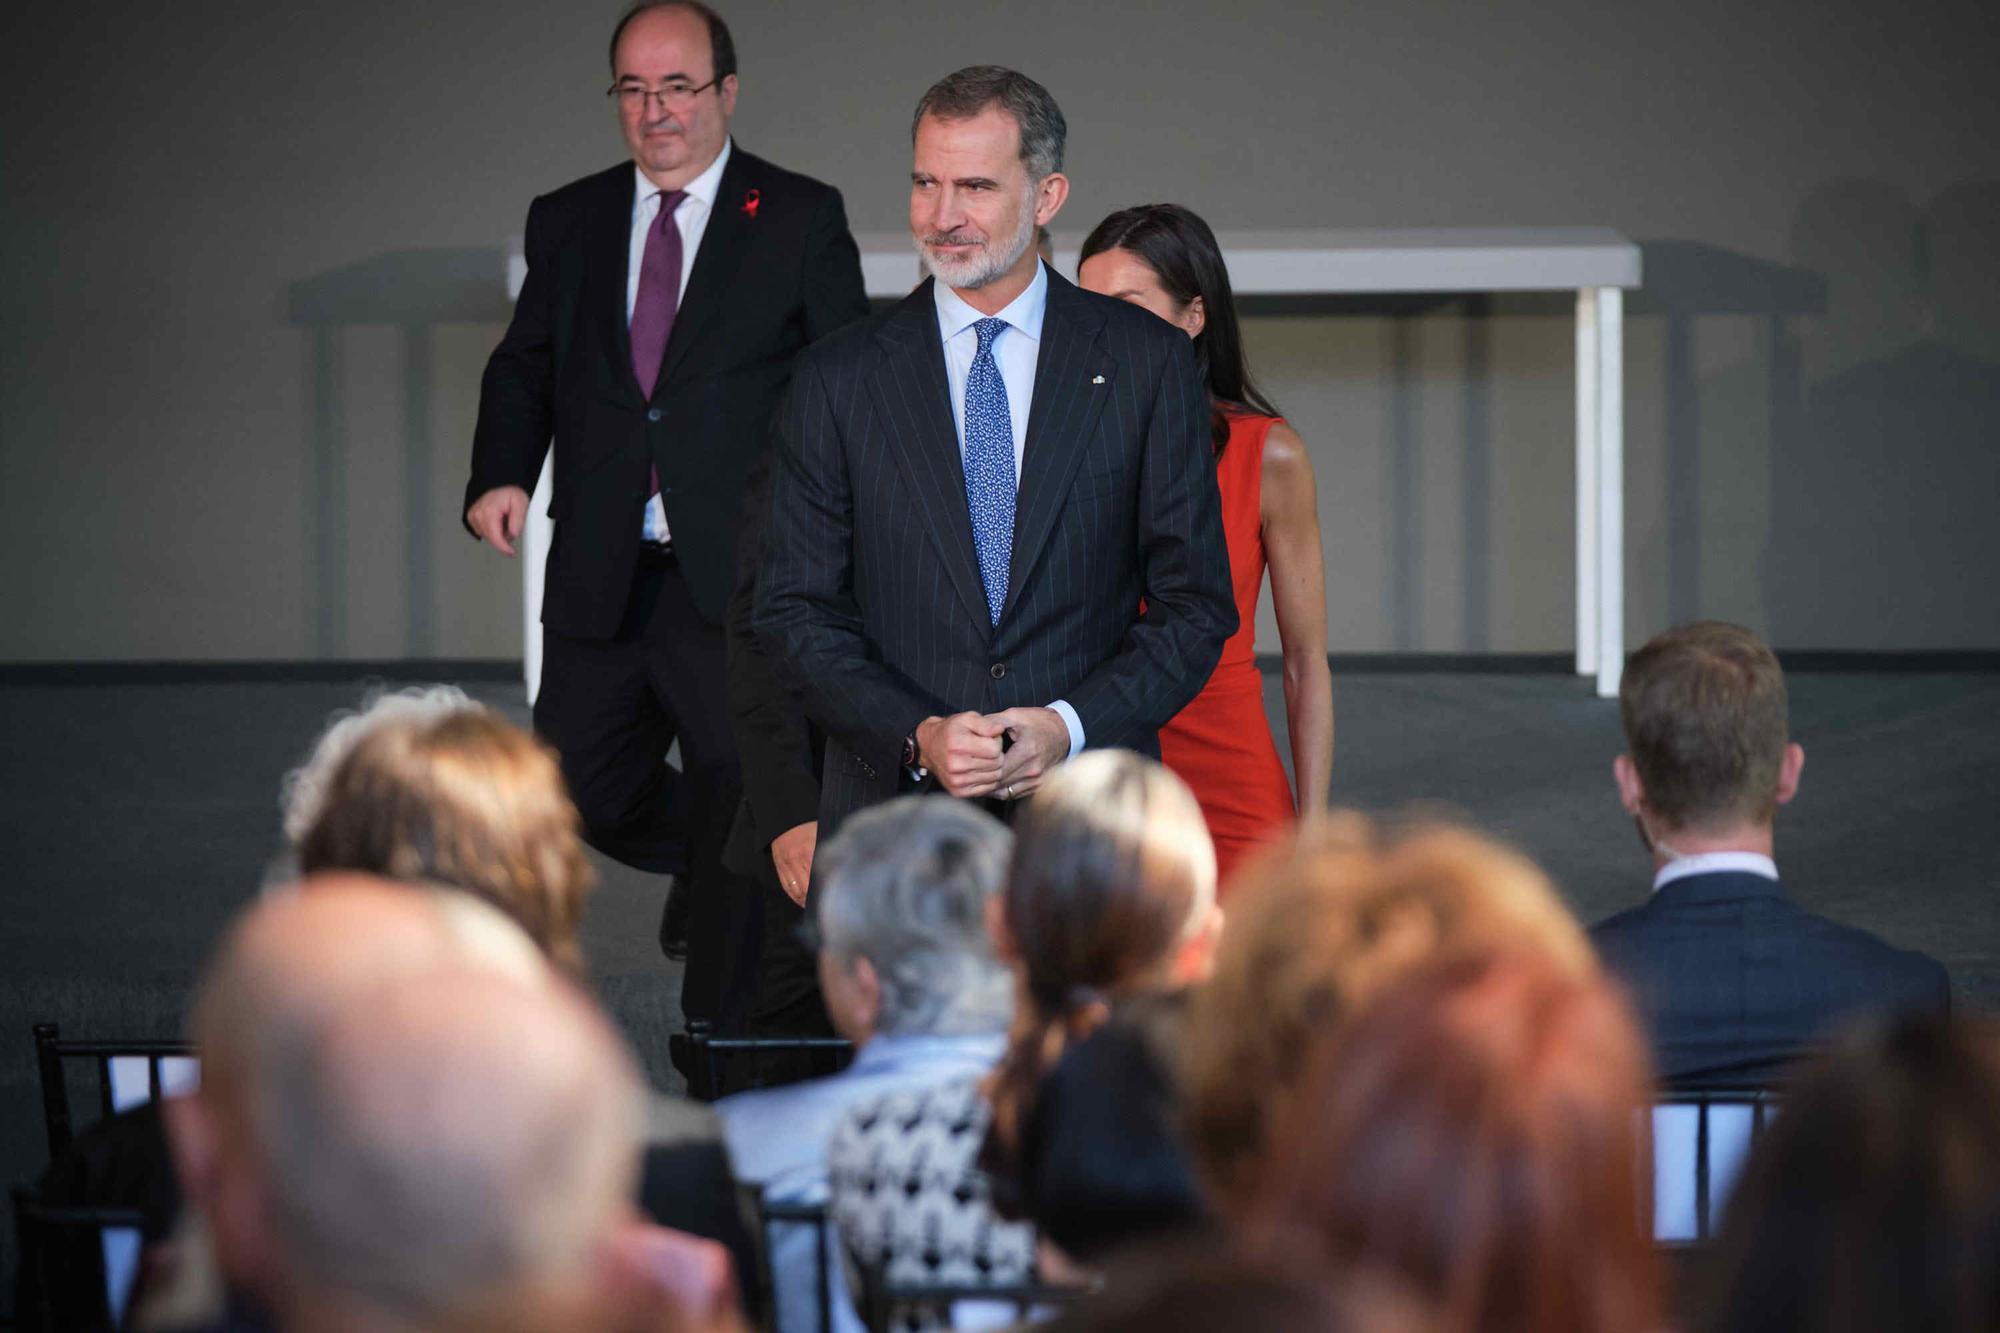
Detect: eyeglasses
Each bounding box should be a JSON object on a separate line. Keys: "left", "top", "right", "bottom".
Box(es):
{"left": 607, "top": 78, "right": 721, "bottom": 111}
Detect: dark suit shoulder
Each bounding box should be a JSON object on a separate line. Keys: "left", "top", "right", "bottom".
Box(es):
{"left": 796, "top": 289, "right": 909, "bottom": 374}
{"left": 724, "top": 145, "right": 844, "bottom": 203}
{"left": 1590, "top": 876, "right": 1948, "bottom": 997}
{"left": 1063, "top": 277, "right": 1178, "bottom": 339}
{"left": 531, "top": 162, "right": 633, "bottom": 216}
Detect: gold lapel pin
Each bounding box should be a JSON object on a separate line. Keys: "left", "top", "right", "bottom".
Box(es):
{"left": 1091, "top": 375, "right": 1105, "bottom": 384}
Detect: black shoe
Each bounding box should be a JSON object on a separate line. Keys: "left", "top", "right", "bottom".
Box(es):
{"left": 657, "top": 873, "right": 691, "bottom": 961}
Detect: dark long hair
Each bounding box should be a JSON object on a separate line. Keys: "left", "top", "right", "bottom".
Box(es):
{"left": 1703, "top": 1013, "right": 2000, "bottom": 1333}
{"left": 1079, "top": 204, "right": 1279, "bottom": 454}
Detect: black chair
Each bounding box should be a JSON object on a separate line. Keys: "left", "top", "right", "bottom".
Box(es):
{"left": 10, "top": 1183, "right": 148, "bottom": 1333}
{"left": 856, "top": 1262, "right": 1096, "bottom": 1333}
{"left": 18, "top": 1023, "right": 199, "bottom": 1330}
{"left": 682, "top": 1020, "right": 854, "bottom": 1101}
{"left": 1651, "top": 1084, "right": 1780, "bottom": 1246}
{"left": 746, "top": 1190, "right": 837, "bottom": 1333}
{"left": 33, "top": 1021, "right": 198, "bottom": 1159}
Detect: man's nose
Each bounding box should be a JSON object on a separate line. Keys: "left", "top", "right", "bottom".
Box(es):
{"left": 928, "top": 187, "right": 965, "bottom": 233}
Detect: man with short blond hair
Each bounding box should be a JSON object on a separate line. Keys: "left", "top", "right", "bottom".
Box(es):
{"left": 1591, "top": 621, "right": 1949, "bottom": 1084}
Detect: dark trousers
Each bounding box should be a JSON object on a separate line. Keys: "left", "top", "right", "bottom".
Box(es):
{"left": 534, "top": 546, "right": 747, "bottom": 1025}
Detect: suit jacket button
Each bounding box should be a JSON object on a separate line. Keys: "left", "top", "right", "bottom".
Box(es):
{"left": 990, "top": 663, "right": 1007, "bottom": 679}
{"left": 647, "top": 407, "right": 663, "bottom": 422}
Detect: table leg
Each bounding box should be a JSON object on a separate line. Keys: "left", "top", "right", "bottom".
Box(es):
{"left": 1575, "top": 290, "right": 1599, "bottom": 678}
{"left": 1594, "top": 287, "right": 1625, "bottom": 699}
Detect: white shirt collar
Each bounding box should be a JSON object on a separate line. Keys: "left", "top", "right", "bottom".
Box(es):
{"left": 1653, "top": 851, "right": 1779, "bottom": 892}
{"left": 633, "top": 136, "right": 732, "bottom": 212}
{"left": 932, "top": 258, "right": 1048, "bottom": 345}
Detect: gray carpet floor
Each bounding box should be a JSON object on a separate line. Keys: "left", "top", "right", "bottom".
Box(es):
{"left": 3, "top": 667, "right": 1996, "bottom": 1312}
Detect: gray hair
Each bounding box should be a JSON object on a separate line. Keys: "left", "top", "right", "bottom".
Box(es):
{"left": 911, "top": 65, "right": 1066, "bottom": 180}
{"left": 279, "top": 685, "right": 482, "bottom": 846}
{"left": 813, "top": 796, "right": 1013, "bottom": 1037}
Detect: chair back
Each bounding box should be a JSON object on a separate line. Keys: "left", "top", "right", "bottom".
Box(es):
{"left": 856, "top": 1264, "right": 1096, "bottom": 1333}
{"left": 34, "top": 1021, "right": 199, "bottom": 1160}
{"left": 684, "top": 1021, "right": 854, "bottom": 1101}
{"left": 10, "top": 1184, "right": 147, "bottom": 1333}
{"left": 1652, "top": 1084, "right": 1779, "bottom": 1244}
{"left": 750, "top": 1189, "right": 838, "bottom": 1333}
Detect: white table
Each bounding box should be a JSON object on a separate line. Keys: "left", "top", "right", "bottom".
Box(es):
{"left": 515, "top": 227, "right": 1640, "bottom": 700}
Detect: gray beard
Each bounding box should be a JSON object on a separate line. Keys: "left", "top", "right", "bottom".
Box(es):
{"left": 914, "top": 200, "right": 1038, "bottom": 291}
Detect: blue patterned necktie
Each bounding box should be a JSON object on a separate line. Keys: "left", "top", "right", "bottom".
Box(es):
{"left": 963, "top": 316, "right": 1016, "bottom": 625}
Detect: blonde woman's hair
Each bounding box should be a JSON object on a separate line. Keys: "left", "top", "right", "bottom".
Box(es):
{"left": 297, "top": 710, "right": 595, "bottom": 973}
{"left": 984, "top": 750, "right": 1216, "bottom": 1165}
{"left": 1183, "top": 811, "right": 1595, "bottom": 1215}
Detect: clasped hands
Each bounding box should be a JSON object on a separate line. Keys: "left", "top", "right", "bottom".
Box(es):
{"left": 914, "top": 707, "right": 1070, "bottom": 802}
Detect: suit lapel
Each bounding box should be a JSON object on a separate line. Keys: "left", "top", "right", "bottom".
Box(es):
{"left": 657, "top": 147, "right": 757, "bottom": 389}
{"left": 588, "top": 167, "right": 646, "bottom": 408}
{"left": 869, "top": 283, "right": 991, "bottom": 628}
{"left": 1002, "top": 271, "right": 1112, "bottom": 621}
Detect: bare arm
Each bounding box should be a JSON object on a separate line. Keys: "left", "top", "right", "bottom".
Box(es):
{"left": 1261, "top": 423, "right": 1333, "bottom": 814}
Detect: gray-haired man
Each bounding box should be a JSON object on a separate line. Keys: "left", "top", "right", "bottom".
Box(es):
{"left": 756, "top": 65, "right": 1233, "bottom": 836}
{"left": 715, "top": 795, "right": 1013, "bottom": 1333}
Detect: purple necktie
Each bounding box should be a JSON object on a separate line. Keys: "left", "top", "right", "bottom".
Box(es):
{"left": 631, "top": 189, "right": 686, "bottom": 499}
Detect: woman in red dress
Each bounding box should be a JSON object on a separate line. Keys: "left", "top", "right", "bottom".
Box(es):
{"left": 1079, "top": 205, "right": 1334, "bottom": 887}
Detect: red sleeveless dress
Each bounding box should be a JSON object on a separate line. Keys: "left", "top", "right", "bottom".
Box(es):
{"left": 1160, "top": 412, "right": 1296, "bottom": 890}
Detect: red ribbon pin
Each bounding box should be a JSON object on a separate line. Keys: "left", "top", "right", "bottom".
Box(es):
{"left": 740, "top": 189, "right": 760, "bottom": 219}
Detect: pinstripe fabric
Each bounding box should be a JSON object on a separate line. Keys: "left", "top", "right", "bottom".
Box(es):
{"left": 755, "top": 268, "right": 1236, "bottom": 833}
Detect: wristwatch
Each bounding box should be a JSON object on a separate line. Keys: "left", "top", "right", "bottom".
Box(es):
{"left": 902, "top": 731, "right": 920, "bottom": 768}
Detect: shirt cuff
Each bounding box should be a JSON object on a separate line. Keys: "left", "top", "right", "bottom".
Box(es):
{"left": 1047, "top": 700, "right": 1085, "bottom": 760}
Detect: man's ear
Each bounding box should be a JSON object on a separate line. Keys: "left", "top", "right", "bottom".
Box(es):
{"left": 984, "top": 894, "right": 1018, "bottom": 964}
{"left": 850, "top": 955, "right": 882, "bottom": 1033}
{"left": 718, "top": 73, "right": 739, "bottom": 119}
{"left": 1033, "top": 172, "right": 1069, "bottom": 228}
{"left": 1613, "top": 754, "right": 1647, "bottom": 817}
{"left": 1775, "top": 742, "right": 1805, "bottom": 806}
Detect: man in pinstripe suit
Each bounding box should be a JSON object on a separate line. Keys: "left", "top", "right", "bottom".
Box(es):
{"left": 756, "top": 66, "right": 1235, "bottom": 836}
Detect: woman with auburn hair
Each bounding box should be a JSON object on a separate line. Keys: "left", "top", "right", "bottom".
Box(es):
{"left": 1079, "top": 204, "right": 1334, "bottom": 885}
{"left": 1249, "top": 953, "right": 1661, "bottom": 1333}
{"left": 1182, "top": 813, "right": 1594, "bottom": 1214}
{"left": 297, "top": 707, "right": 595, "bottom": 973}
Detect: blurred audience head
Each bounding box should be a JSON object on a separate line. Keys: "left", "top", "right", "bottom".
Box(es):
{"left": 1042, "top": 1237, "right": 1430, "bottom": 1333}
{"left": 278, "top": 685, "right": 480, "bottom": 850}
{"left": 1704, "top": 1012, "right": 2000, "bottom": 1333}
{"left": 1614, "top": 620, "right": 1803, "bottom": 852}
{"left": 297, "top": 705, "right": 595, "bottom": 972}
{"left": 170, "top": 880, "right": 553, "bottom": 1322}
{"left": 809, "top": 794, "right": 1014, "bottom": 1045}
{"left": 1248, "top": 952, "right": 1659, "bottom": 1333}
{"left": 985, "top": 750, "right": 1218, "bottom": 1149}
{"left": 1184, "top": 813, "right": 1593, "bottom": 1212}
{"left": 268, "top": 966, "right": 648, "bottom": 1330}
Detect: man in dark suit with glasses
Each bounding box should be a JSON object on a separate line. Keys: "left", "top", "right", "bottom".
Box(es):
{"left": 464, "top": 0, "right": 867, "bottom": 1038}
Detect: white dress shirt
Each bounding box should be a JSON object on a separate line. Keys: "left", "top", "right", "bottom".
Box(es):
{"left": 929, "top": 262, "right": 1084, "bottom": 760}
{"left": 629, "top": 139, "right": 733, "bottom": 542}
{"left": 1653, "top": 850, "right": 1779, "bottom": 892}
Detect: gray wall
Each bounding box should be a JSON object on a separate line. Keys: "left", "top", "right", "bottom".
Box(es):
{"left": 5, "top": 0, "right": 1997, "bottom": 661}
